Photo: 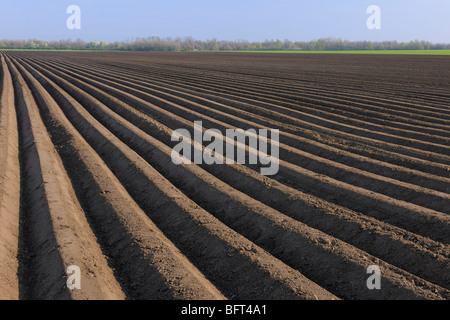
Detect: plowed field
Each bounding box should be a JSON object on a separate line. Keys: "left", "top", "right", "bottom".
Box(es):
{"left": 0, "top": 51, "right": 449, "bottom": 300}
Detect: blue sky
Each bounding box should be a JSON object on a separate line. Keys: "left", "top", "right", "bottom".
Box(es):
{"left": 0, "top": 0, "right": 449, "bottom": 43}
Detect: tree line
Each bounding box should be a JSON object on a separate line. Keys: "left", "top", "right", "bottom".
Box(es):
{"left": 1, "top": 37, "right": 449, "bottom": 51}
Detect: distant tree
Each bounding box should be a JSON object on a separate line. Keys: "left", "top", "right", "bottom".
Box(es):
{"left": 276, "top": 39, "right": 282, "bottom": 50}
{"left": 1, "top": 37, "right": 449, "bottom": 52}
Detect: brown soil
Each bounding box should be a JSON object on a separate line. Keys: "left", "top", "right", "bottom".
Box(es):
{"left": 0, "top": 51, "right": 449, "bottom": 300}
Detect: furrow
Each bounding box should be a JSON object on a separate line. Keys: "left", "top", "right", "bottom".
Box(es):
{"left": 32, "top": 58, "right": 450, "bottom": 177}
{"left": 0, "top": 55, "right": 21, "bottom": 299}
{"left": 53, "top": 55, "right": 450, "bottom": 122}
{"left": 37, "top": 58, "right": 450, "bottom": 158}
{"left": 20, "top": 57, "right": 450, "bottom": 299}
{"left": 6, "top": 56, "right": 125, "bottom": 300}
{"left": 53, "top": 57, "right": 450, "bottom": 137}
{"left": 17, "top": 56, "right": 337, "bottom": 300}
{"left": 25, "top": 58, "right": 450, "bottom": 243}
{"left": 11, "top": 56, "right": 226, "bottom": 300}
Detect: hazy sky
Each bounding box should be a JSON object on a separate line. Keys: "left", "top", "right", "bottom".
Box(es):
{"left": 0, "top": 0, "right": 449, "bottom": 43}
